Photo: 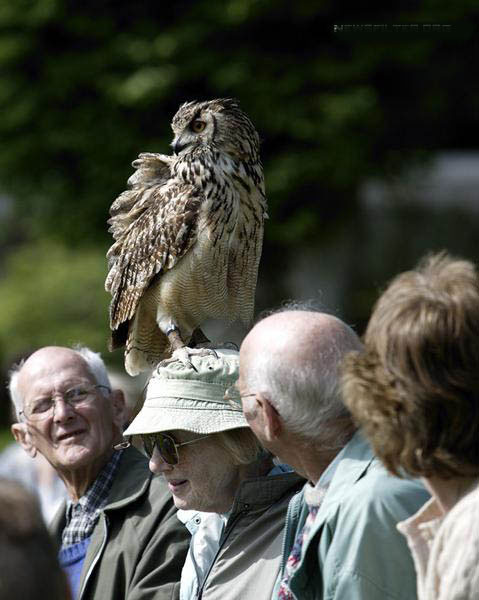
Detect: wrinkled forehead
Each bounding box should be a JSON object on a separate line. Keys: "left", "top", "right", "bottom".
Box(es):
{"left": 18, "top": 349, "right": 94, "bottom": 399}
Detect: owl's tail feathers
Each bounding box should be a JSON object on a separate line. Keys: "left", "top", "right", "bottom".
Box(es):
{"left": 124, "top": 341, "right": 171, "bottom": 377}
{"left": 124, "top": 348, "right": 154, "bottom": 377}
{"left": 123, "top": 312, "right": 171, "bottom": 377}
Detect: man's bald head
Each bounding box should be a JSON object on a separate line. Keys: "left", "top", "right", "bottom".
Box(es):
{"left": 242, "top": 310, "right": 356, "bottom": 368}
{"left": 19, "top": 347, "right": 86, "bottom": 381}
{"left": 240, "top": 310, "right": 362, "bottom": 442}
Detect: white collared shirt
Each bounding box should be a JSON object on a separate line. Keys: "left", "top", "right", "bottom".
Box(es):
{"left": 177, "top": 510, "right": 228, "bottom": 600}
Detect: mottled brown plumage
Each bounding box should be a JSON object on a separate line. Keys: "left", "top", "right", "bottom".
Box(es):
{"left": 105, "top": 98, "right": 267, "bottom": 375}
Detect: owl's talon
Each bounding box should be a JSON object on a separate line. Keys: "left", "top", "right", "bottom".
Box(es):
{"left": 159, "top": 347, "right": 219, "bottom": 370}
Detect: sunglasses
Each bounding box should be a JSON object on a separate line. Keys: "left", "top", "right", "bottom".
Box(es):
{"left": 140, "top": 432, "right": 211, "bottom": 465}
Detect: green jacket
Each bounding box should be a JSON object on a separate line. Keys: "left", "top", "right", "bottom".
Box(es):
{"left": 51, "top": 447, "right": 190, "bottom": 600}
{"left": 276, "top": 432, "right": 430, "bottom": 600}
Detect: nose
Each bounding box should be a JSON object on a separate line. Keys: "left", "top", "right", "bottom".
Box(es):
{"left": 149, "top": 447, "right": 173, "bottom": 475}
{"left": 52, "top": 398, "right": 75, "bottom": 422}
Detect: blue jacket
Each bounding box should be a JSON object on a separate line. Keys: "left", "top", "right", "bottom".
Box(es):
{"left": 275, "top": 432, "right": 430, "bottom": 600}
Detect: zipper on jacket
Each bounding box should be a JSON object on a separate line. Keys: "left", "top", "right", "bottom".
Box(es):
{"left": 77, "top": 512, "right": 109, "bottom": 600}
{"left": 196, "top": 509, "right": 248, "bottom": 599}
{"left": 279, "top": 491, "right": 303, "bottom": 573}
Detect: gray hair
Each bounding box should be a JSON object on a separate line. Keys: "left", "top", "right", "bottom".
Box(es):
{"left": 246, "top": 305, "right": 362, "bottom": 444}
{"left": 214, "top": 428, "right": 268, "bottom": 465}
{"left": 8, "top": 345, "right": 111, "bottom": 421}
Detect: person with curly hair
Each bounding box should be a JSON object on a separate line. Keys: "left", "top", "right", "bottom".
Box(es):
{"left": 342, "top": 251, "right": 479, "bottom": 600}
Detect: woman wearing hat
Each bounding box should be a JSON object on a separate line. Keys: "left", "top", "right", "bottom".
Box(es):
{"left": 122, "top": 349, "right": 304, "bottom": 600}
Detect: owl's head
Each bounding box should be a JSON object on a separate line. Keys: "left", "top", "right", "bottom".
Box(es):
{"left": 170, "top": 98, "right": 260, "bottom": 162}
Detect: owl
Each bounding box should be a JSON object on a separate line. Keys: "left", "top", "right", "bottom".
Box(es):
{"left": 105, "top": 98, "right": 268, "bottom": 376}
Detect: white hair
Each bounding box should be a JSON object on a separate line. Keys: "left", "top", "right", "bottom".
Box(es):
{"left": 246, "top": 311, "right": 363, "bottom": 444}
{"left": 8, "top": 345, "right": 111, "bottom": 421}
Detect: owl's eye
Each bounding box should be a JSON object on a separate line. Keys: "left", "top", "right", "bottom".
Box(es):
{"left": 191, "top": 120, "right": 206, "bottom": 133}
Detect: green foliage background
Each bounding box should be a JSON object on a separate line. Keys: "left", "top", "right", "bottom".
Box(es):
{"left": 0, "top": 1, "right": 478, "bottom": 431}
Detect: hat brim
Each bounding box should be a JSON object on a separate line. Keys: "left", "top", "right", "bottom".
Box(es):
{"left": 124, "top": 397, "right": 249, "bottom": 436}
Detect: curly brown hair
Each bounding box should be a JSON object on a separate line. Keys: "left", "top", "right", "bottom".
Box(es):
{"left": 342, "top": 251, "right": 479, "bottom": 479}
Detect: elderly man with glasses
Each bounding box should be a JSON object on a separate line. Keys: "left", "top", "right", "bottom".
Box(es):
{"left": 121, "top": 349, "right": 304, "bottom": 600}
{"left": 9, "top": 345, "right": 189, "bottom": 600}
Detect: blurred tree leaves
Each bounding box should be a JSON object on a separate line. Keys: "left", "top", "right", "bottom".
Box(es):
{"left": 0, "top": 1, "right": 477, "bottom": 246}
{"left": 0, "top": 0, "right": 477, "bottom": 390}
{"left": 0, "top": 240, "right": 111, "bottom": 359}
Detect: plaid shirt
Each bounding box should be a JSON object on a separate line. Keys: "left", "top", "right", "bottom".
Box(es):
{"left": 62, "top": 449, "right": 124, "bottom": 547}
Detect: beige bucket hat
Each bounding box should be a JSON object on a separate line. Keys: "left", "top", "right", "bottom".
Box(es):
{"left": 123, "top": 349, "right": 247, "bottom": 436}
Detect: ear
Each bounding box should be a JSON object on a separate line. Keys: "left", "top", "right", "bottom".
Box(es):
{"left": 110, "top": 389, "right": 127, "bottom": 430}
{"left": 11, "top": 423, "right": 37, "bottom": 458}
{"left": 256, "top": 394, "right": 282, "bottom": 443}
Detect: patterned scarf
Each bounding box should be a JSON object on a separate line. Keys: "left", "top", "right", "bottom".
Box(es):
{"left": 278, "top": 483, "right": 329, "bottom": 599}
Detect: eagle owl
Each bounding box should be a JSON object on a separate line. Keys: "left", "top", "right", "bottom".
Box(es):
{"left": 105, "top": 98, "right": 267, "bottom": 376}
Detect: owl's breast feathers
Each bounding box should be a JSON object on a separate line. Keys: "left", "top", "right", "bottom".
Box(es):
{"left": 105, "top": 147, "right": 267, "bottom": 346}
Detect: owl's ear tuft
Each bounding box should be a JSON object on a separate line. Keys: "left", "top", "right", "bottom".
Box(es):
{"left": 215, "top": 98, "right": 240, "bottom": 112}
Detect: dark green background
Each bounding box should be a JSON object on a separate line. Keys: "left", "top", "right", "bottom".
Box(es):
{"left": 0, "top": 1, "right": 478, "bottom": 432}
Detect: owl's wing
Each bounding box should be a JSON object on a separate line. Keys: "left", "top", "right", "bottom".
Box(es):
{"left": 106, "top": 180, "right": 202, "bottom": 331}
{"left": 108, "top": 153, "right": 173, "bottom": 242}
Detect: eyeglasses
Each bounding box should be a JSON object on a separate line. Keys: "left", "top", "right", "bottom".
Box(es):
{"left": 20, "top": 384, "right": 110, "bottom": 421}
{"left": 140, "top": 432, "right": 211, "bottom": 465}
{"left": 223, "top": 384, "right": 257, "bottom": 409}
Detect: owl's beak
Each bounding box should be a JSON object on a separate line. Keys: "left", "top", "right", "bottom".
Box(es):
{"left": 172, "top": 139, "right": 189, "bottom": 155}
